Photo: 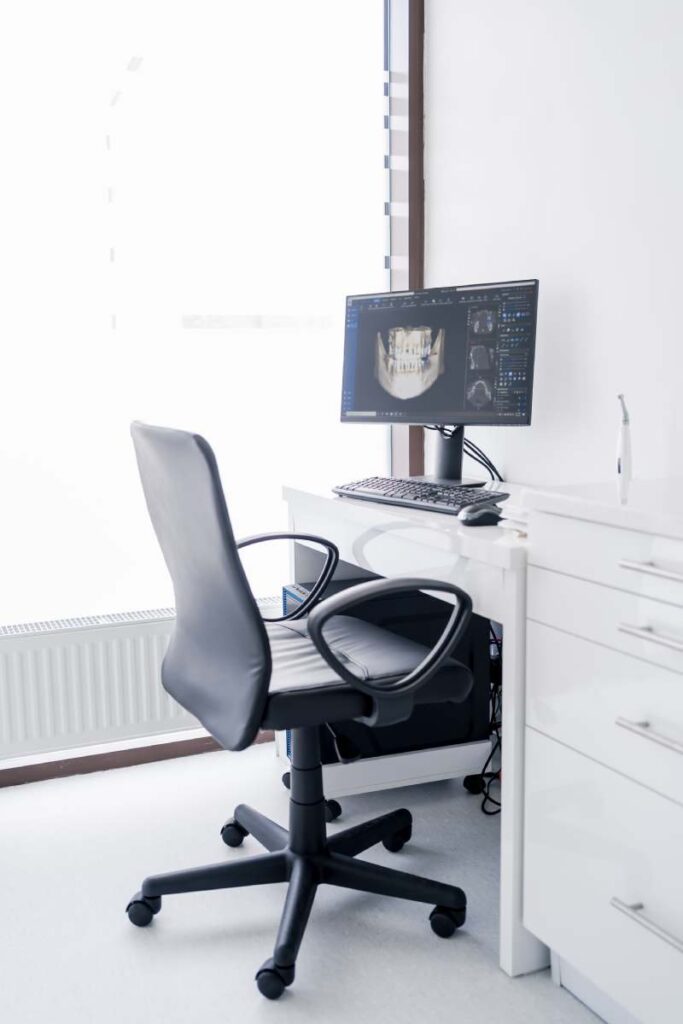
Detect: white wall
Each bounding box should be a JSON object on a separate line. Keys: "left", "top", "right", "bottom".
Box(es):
{"left": 425, "top": 0, "right": 683, "bottom": 486}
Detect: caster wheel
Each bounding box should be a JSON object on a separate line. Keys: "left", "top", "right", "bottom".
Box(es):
{"left": 282, "top": 771, "right": 291, "bottom": 791}
{"left": 463, "top": 774, "right": 485, "bottom": 795}
{"left": 324, "top": 799, "right": 342, "bottom": 823}
{"left": 429, "top": 904, "right": 466, "bottom": 938}
{"left": 256, "top": 969, "right": 285, "bottom": 1000}
{"left": 126, "top": 892, "right": 161, "bottom": 927}
{"left": 220, "top": 818, "right": 249, "bottom": 847}
{"left": 255, "top": 959, "right": 295, "bottom": 1000}
{"left": 382, "top": 822, "right": 412, "bottom": 853}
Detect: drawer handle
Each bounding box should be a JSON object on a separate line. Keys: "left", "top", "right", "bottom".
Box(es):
{"left": 611, "top": 898, "right": 683, "bottom": 954}
{"left": 615, "top": 716, "right": 683, "bottom": 755}
{"left": 619, "top": 559, "right": 683, "bottom": 584}
{"left": 618, "top": 622, "right": 683, "bottom": 653}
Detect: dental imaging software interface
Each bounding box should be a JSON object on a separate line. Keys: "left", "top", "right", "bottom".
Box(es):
{"left": 340, "top": 280, "right": 538, "bottom": 425}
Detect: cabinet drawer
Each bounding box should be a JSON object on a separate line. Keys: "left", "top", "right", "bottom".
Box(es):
{"left": 524, "top": 729, "right": 683, "bottom": 1024}
{"left": 530, "top": 512, "right": 683, "bottom": 606}
{"left": 528, "top": 566, "right": 683, "bottom": 676}
{"left": 527, "top": 621, "right": 683, "bottom": 804}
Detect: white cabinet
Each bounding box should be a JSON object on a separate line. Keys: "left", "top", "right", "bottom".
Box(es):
{"left": 527, "top": 621, "right": 683, "bottom": 805}
{"left": 530, "top": 510, "right": 683, "bottom": 606}
{"left": 525, "top": 484, "right": 683, "bottom": 1023}
{"left": 525, "top": 729, "right": 683, "bottom": 1024}
{"left": 528, "top": 565, "right": 683, "bottom": 676}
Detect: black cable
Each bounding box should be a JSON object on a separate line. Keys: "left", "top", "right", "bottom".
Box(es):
{"left": 472, "top": 623, "right": 502, "bottom": 815}
{"left": 464, "top": 439, "right": 503, "bottom": 482}
{"left": 425, "top": 424, "right": 456, "bottom": 439}
{"left": 464, "top": 437, "right": 502, "bottom": 479}
{"left": 481, "top": 769, "right": 501, "bottom": 815}
{"left": 464, "top": 447, "right": 495, "bottom": 480}
{"left": 424, "top": 425, "right": 504, "bottom": 482}
{"left": 464, "top": 444, "right": 499, "bottom": 481}
{"left": 465, "top": 444, "right": 495, "bottom": 476}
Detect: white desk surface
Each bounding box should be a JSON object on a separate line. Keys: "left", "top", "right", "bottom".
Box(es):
{"left": 283, "top": 480, "right": 531, "bottom": 572}
{"left": 528, "top": 478, "right": 683, "bottom": 540}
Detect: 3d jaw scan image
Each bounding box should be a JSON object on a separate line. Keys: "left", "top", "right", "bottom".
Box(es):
{"left": 375, "top": 325, "right": 445, "bottom": 400}
{"left": 471, "top": 309, "right": 496, "bottom": 335}
{"left": 467, "top": 378, "right": 493, "bottom": 409}
{"left": 468, "top": 344, "right": 493, "bottom": 371}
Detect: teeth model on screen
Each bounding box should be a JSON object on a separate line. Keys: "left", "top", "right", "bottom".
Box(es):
{"left": 375, "top": 326, "right": 445, "bottom": 400}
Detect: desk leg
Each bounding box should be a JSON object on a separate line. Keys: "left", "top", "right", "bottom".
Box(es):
{"left": 499, "top": 567, "right": 549, "bottom": 976}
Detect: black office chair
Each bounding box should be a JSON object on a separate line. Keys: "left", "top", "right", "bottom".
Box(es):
{"left": 126, "top": 422, "right": 475, "bottom": 999}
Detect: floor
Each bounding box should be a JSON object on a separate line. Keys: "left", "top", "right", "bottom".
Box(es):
{"left": 0, "top": 743, "right": 597, "bottom": 1024}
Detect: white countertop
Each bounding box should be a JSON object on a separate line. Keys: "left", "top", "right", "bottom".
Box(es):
{"left": 283, "top": 480, "right": 529, "bottom": 571}
{"left": 528, "top": 478, "right": 683, "bottom": 540}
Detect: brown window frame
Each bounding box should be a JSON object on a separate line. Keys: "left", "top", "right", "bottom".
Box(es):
{"left": 386, "top": 0, "right": 425, "bottom": 476}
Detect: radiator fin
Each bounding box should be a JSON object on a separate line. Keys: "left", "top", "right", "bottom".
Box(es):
{"left": 0, "top": 615, "right": 196, "bottom": 757}
{"left": 0, "top": 599, "right": 281, "bottom": 758}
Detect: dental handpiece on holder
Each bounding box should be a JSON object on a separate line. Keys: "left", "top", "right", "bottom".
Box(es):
{"left": 617, "top": 393, "right": 632, "bottom": 505}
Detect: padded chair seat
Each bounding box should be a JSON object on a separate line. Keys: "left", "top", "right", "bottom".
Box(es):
{"left": 262, "top": 615, "right": 473, "bottom": 731}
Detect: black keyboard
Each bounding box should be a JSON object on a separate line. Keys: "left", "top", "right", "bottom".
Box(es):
{"left": 333, "top": 477, "right": 509, "bottom": 516}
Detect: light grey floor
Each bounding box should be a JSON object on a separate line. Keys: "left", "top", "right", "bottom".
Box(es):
{"left": 0, "top": 743, "right": 597, "bottom": 1024}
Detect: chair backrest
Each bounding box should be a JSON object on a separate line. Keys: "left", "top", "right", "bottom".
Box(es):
{"left": 131, "top": 422, "right": 271, "bottom": 750}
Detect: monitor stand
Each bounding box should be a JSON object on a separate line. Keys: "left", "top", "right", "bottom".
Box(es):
{"left": 412, "top": 425, "right": 486, "bottom": 487}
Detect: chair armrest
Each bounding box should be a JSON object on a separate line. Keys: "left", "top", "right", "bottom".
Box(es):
{"left": 236, "top": 532, "right": 339, "bottom": 622}
{"left": 307, "top": 577, "right": 473, "bottom": 700}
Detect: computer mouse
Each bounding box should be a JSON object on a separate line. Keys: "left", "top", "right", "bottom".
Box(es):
{"left": 458, "top": 503, "right": 502, "bottom": 527}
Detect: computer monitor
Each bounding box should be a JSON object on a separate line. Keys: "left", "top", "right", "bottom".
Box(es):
{"left": 340, "top": 278, "right": 538, "bottom": 480}
{"left": 341, "top": 279, "right": 538, "bottom": 425}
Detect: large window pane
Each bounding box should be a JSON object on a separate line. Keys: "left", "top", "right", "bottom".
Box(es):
{"left": 0, "top": 1, "right": 387, "bottom": 621}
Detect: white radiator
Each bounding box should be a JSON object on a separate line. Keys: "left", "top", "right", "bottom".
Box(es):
{"left": 0, "top": 598, "right": 281, "bottom": 760}
{"left": 0, "top": 609, "right": 195, "bottom": 758}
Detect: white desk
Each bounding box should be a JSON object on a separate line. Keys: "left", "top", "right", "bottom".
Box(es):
{"left": 283, "top": 481, "right": 548, "bottom": 978}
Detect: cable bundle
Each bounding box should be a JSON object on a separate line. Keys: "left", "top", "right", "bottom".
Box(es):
{"left": 425, "top": 425, "right": 503, "bottom": 482}
{"left": 463, "top": 625, "right": 502, "bottom": 814}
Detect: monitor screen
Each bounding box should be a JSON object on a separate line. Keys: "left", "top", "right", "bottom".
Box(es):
{"left": 340, "top": 279, "right": 538, "bottom": 426}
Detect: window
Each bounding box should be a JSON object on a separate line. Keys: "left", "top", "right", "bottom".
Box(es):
{"left": 0, "top": 1, "right": 387, "bottom": 621}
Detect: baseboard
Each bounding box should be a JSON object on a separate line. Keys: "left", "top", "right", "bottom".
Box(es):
{"left": 0, "top": 729, "right": 274, "bottom": 788}
{"left": 552, "top": 953, "right": 640, "bottom": 1024}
